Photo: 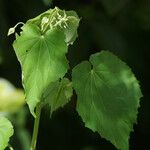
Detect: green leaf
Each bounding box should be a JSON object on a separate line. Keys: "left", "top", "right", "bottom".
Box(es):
{"left": 0, "top": 117, "right": 14, "bottom": 150}
{"left": 62, "top": 10, "right": 80, "bottom": 45}
{"left": 27, "top": 7, "right": 80, "bottom": 45}
{"left": 43, "top": 78, "right": 73, "bottom": 114}
{"left": 72, "top": 51, "right": 142, "bottom": 150}
{"left": 13, "top": 24, "right": 68, "bottom": 116}
{"left": 13, "top": 7, "right": 79, "bottom": 116}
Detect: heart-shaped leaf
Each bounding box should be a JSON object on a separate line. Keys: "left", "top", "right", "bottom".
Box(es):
{"left": 72, "top": 51, "right": 142, "bottom": 150}
{"left": 13, "top": 7, "right": 79, "bottom": 116}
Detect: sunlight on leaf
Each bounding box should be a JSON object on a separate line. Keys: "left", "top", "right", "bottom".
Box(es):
{"left": 72, "top": 51, "right": 142, "bottom": 150}
{"left": 13, "top": 7, "right": 79, "bottom": 116}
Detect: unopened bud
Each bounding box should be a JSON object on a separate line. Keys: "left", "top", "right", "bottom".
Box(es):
{"left": 7, "top": 27, "right": 15, "bottom": 36}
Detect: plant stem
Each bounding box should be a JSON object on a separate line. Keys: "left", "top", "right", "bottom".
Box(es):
{"left": 30, "top": 104, "right": 42, "bottom": 150}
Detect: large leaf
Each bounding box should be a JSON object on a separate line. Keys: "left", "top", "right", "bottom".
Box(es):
{"left": 0, "top": 117, "right": 14, "bottom": 150}
{"left": 13, "top": 7, "right": 79, "bottom": 116}
{"left": 72, "top": 51, "right": 142, "bottom": 150}
{"left": 13, "top": 24, "right": 68, "bottom": 116}
{"left": 43, "top": 78, "right": 73, "bottom": 114}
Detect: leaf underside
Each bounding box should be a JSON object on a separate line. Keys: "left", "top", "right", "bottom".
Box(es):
{"left": 0, "top": 117, "right": 14, "bottom": 150}
{"left": 72, "top": 51, "right": 142, "bottom": 150}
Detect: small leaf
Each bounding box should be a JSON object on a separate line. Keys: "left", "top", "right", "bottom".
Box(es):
{"left": 62, "top": 11, "right": 80, "bottom": 45}
{"left": 43, "top": 78, "right": 73, "bottom": 114}
{"left": 0, "top": 117, "right": 14, "bottom": 150}
{"left": 72, "top": 51, "right": 142, "bottom": 150}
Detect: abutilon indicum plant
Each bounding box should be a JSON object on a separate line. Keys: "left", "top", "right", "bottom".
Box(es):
{"left": 1, "top": 6, "right": 142, "bottom": 150}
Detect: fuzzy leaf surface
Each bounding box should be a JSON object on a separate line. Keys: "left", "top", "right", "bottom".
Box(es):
{"left": 72, "top": 51, "right": 142, "bottom": 150}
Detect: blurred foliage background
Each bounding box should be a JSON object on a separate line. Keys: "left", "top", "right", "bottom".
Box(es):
{"left": 0, "top": 0, "right": 150, "bottom": 150}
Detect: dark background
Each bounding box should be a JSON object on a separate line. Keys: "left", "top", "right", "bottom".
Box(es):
{"left": 0, "top": 0, "right": 150, "bottom": 150}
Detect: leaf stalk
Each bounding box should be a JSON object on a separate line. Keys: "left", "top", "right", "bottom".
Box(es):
{"left": 30, "top": 104, "right": 42, "bottom": 150}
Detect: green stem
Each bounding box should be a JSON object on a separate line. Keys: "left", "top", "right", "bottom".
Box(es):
{"left": 30, "top": 104, "right": 42, "bottom": 150}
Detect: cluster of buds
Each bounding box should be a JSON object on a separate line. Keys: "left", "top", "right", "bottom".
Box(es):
{"left": 41, "top": 10, "right": 69, "bottom": 32}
